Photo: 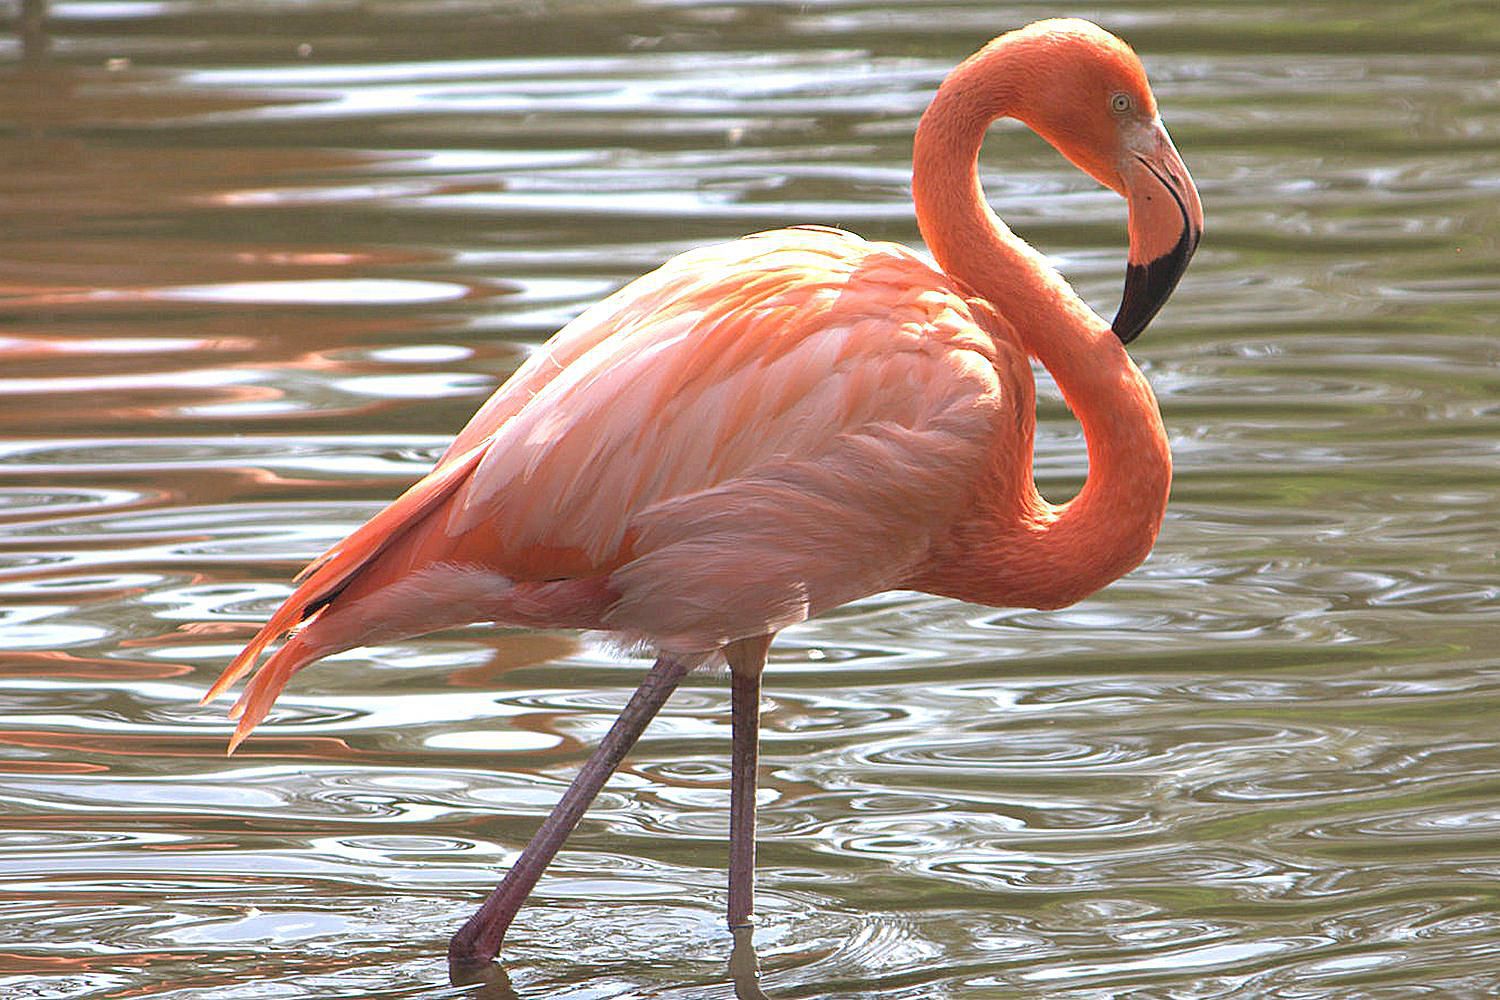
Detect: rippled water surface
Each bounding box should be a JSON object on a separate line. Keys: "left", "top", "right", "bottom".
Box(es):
{"left": 3, "top": 1, "right": 1498, "bottom": 997}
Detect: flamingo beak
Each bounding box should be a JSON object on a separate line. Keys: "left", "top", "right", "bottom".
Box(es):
{"left": 1112, "top": 120, "right": 1203, "bottom": 345}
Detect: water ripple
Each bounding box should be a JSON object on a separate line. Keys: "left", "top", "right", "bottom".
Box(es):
{"left": 4, "top": 2, "right": 1500, "bottom": 998}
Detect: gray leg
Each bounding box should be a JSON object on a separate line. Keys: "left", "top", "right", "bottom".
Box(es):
{"left": 724, "top": 634, "right": 771, "bottom": 929}
{"left": 448, "top": 653, "right": 693, "bottom": 971}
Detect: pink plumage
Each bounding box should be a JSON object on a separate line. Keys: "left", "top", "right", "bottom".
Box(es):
{"left": 207, "top": 227, "right": 1024, "bottom": 746}
{"left": 202, "top": 17, "right": 1203, "bottom": 969}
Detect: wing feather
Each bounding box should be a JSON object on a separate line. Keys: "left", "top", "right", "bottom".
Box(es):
{"left": 446, "top": 229, "right": 1009, "bottom": 588}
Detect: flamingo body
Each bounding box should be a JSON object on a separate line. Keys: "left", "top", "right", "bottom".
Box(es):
{"left": 209, "top": 227, "right": 1033, "bottom": 743}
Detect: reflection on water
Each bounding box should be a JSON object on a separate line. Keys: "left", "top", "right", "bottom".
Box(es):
{"left": 2, "top": 1, "right": 1499, "bottom": 997}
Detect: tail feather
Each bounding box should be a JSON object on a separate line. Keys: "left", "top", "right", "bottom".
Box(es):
{"left": 224, "top": 631, "right": 319, "bottom": 754}
{"left": 204, "top": 442, "right": 490, "bottom": 750}
{"left": 201, "top": 596, "right": 319, "bottom": 706}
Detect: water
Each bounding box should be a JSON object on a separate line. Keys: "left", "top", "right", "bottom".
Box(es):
{"left": 2, "top": 1, "right": 1497, "bottom": 997}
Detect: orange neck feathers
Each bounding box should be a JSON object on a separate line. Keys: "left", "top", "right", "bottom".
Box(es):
{"left": 908, "top": 22, "right": 1172, "bottom": 610}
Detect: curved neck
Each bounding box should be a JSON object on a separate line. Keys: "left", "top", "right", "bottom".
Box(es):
{"left": 909, "top": 46, "right": 1171, "bottom": 609}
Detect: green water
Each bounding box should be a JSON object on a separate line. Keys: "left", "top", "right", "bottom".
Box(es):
{"left": 1, "top": 1, "right": 1497, "bottom": 997}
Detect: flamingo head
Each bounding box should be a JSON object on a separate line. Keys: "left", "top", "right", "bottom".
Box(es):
{"left": 1003, "top": 19, "right": 1205, "bottom": 344}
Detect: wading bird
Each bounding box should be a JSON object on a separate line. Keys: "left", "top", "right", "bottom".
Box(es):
{"left": 203, "top": 17, "right": 1202, "bottom": 969}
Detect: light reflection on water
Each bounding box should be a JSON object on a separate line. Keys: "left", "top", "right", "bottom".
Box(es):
{"left": 2, "top": 1, "right": 1499, "bottom": 998}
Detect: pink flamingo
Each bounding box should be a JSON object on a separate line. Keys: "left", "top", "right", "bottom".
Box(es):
{"left": 203, "top": 17, "right": 1202, "bottom": 968}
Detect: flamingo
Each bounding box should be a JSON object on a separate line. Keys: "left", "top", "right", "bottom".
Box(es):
{"left": 202, "top": 17, "right": 1202, "bottom": 969}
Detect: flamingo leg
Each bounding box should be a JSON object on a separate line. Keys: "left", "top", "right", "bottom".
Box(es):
{"left": 724, "top": 634, "right": 772, "bottom": 929}
{"left": 448, "top": 653, "right": 693, "bottom": 971}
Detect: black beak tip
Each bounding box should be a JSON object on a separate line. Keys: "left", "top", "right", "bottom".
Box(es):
{"left": 1111, "top": 319, "right": 1143, "bottom": 345}
{"left": 1111, "top": 265, "right": 1153, "bottom": 345}
{"left": 1112, "top": 231, "right": 1199, "bottom": 346}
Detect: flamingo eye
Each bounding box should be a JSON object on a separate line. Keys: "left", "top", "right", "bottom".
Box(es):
{"left": 1110, "top": 92, "right": 1134, "bottom": 115}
